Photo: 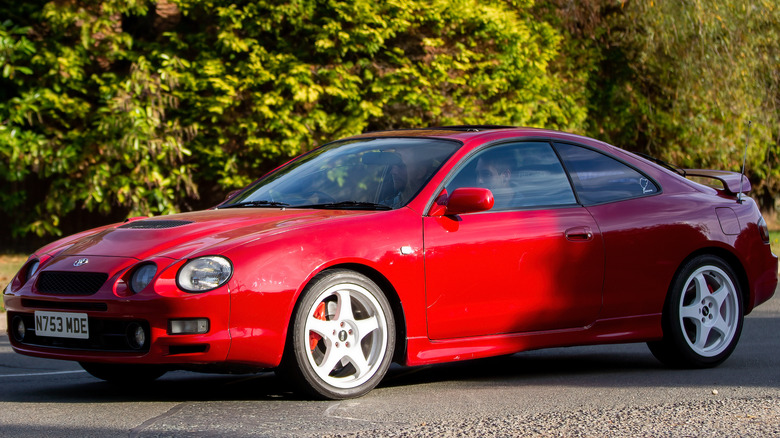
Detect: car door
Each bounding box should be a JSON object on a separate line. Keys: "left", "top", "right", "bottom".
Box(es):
{"left": 423, "top": 141, "right": 605, "bottom": 340}
{"left": 553, "top": 142, "right": 668, "bottom": 319}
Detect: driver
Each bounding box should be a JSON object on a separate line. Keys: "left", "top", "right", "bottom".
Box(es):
{"left": 381, "top": 160, "right": 408, "bottom": 207}
{"left": 475, "top": 150, "right": 518, "bottom": 210}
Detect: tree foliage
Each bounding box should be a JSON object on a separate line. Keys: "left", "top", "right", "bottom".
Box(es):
{"left": 1, "top": 1, "right": 197, "bottom": 241}
{"left": 628, "top": 0, "right": 780, "bottom": 211}
{"left": 1, "top": 0, "right": 583, "bottom": 245}
{"left": 544, "top": 0, "right": 780, "bottom": 210}
{"left": 1, "top": 0, "right": 779, "bottom": 248}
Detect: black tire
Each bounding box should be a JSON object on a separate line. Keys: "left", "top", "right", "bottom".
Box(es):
{"left": 79, "top": 362, "right": 167, "bottom": 384}
{"left": 647, "top": 255, "right": 743, "bottom": 368}
{"left": 280, "top": 270, "right": 395, "bottom": 399}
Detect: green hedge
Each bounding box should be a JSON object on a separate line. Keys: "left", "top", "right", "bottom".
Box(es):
{"left": 1, "top": 0, "right": 585, "bottom": 244}
{"left": 1, "top": 0, "right": 778, "bottom": 247}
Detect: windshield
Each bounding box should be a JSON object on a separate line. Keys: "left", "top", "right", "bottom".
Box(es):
{"left": 222, "top": 138, "right": 460, "bottom": 210}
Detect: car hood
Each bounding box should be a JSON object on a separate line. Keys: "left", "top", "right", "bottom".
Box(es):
{"left": 52, "top": 208, "right": 374, "bottom": 261}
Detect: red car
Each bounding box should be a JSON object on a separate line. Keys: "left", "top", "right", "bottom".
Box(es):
{"left": 4, "top": 126, "right": 777, "bottom": 399}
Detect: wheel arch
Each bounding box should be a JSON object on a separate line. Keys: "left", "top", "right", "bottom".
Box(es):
{"left": 286, "top": 263, "right": 408, "bottom": 364}
{"left": 648, "top": 246, "right": 747, "bottom": 368}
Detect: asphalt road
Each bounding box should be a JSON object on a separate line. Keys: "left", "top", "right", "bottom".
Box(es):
{"left": 1, "top": 290, "right": 778, "bottom": 437}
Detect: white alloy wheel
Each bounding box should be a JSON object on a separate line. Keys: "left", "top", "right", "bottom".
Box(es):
{"left": 284, "top": 270, "right": 395, "bottom": 399}
{"left": 647, "top": 255, "right": 743, "bottom": 368}
{"left": 676, "top": 265, "right": 740, "bottom": 357}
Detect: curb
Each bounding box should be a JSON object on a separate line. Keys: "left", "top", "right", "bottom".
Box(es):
{"left": 0, "top": 312, "right": 6, "bottom": 333}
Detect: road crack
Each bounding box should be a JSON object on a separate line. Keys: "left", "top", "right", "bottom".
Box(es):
{"left": 128, "top": 403, "right": 187, "bottom": 438}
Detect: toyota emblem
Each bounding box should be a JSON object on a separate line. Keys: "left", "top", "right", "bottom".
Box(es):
{"left": 73, "top": 258, "right": 89, "bottom": 267}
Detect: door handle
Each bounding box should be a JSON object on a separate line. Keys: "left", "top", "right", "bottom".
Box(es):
{"left": 565, "top": 226, "right": 593, "bottom": 241}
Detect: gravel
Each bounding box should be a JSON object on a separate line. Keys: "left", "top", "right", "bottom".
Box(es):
{"left": 323, "top": 395, "right": 780, "bottom": 437}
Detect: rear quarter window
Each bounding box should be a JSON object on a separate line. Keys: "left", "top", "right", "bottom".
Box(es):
{"left": 555, "top": 143, "right": 659, "bottom": 205}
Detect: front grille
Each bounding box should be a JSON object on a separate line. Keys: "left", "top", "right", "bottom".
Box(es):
{"left": 11, "top": 312, "right": 150, "bottom": 352}
{"left": 119, "top": 220, "right": 193, "bottom": 229}
{"left": 36, "top": 271, "right": 108, "bottom": 295}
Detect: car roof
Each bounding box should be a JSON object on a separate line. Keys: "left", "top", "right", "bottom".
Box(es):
{"left": 344, "top": 126, "right": 613, "bottom": 148}
{"left": 344, "top": 125, "right": 683, "bottom": 182}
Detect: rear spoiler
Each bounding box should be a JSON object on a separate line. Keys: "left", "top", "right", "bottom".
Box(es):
{"left": 684, "top": 169, "right": 751, "bottom": 195}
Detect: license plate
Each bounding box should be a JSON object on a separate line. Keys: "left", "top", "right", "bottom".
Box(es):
{"left": 34, "top": 311, "right": 90, "bottom": 339}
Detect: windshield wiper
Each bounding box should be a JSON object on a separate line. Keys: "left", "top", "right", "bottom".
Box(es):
{"left": 297, "top": 201, "right": 393, "bottom": 210}
{"left": 220, "top": 200, "right": 290, "bottom": 209}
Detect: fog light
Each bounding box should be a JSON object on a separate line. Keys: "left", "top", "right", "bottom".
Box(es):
{"left": 12, "top": 316, "right": 26, "bottom": 342}
{"left": 168, "top": 319, "right": 209, "bottom": 335}
{"left": 127, "top": 323, "right": 147, "bottom": 349}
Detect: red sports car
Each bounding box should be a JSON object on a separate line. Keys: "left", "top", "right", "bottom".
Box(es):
{"left": 4, "top": 126, "right": 777, "bottom": 399}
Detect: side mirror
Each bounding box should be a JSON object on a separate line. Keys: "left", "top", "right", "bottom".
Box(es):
{"left": 430, "top": 188, "right": 494, "bottom": 216}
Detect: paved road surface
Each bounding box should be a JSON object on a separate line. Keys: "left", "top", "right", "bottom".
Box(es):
{"left": 1, "top": 290, "right": 778, "bottom": 437}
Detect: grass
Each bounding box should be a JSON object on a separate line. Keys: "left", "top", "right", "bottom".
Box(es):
{"left": 1, "top": 254, "right": 27, "bottom": 312}
{"left": 0, "top": 254, "right": 26, "bottom": 286}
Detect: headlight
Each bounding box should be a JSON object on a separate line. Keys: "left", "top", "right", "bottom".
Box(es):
{"left": 130, "top": 263, "right": 157, "bottom": 293}
{"left": 177, "top": 256, "right": 233, "bottom": 293}
{"left": 25, "top": 259, "right": 40, "bottom": 282}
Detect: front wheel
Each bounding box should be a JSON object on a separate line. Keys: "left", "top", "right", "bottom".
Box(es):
{"left": 280, "top": 270, "right": 395, "bottom": 399}
{"left": 648, "top": 255, "right": 743, "bottom": 368}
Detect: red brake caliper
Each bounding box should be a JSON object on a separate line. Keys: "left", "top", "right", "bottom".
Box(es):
{"left": 309, "top": 302, "right": 327, "bottom": 351}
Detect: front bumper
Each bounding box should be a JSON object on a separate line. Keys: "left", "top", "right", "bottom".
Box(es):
{"left": 3, "top": 255, "right": 232, "bottom": 365}
{"left": 4, "top": 293, "right": 231, "bottom": 365}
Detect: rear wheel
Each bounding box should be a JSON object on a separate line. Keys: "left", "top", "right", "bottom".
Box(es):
{"left": 281, "top": 270, "right": 395, "bottom": 399}
{"left": 80, "top": 362, "right": 167, "bottom": 384}
{"left": 648, "top": 255, "right": 743, "bottom": 368}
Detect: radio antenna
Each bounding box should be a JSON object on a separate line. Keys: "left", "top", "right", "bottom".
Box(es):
{"left": 738, "top": 120, "right": 751, "bottom": 204}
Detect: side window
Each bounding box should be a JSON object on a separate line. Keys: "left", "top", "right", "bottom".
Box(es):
{"left": 555, "top": 142, "right": 659, "bottom": 205}
{"left": 445, "top": 142, "right": 576, "bottom": 211}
